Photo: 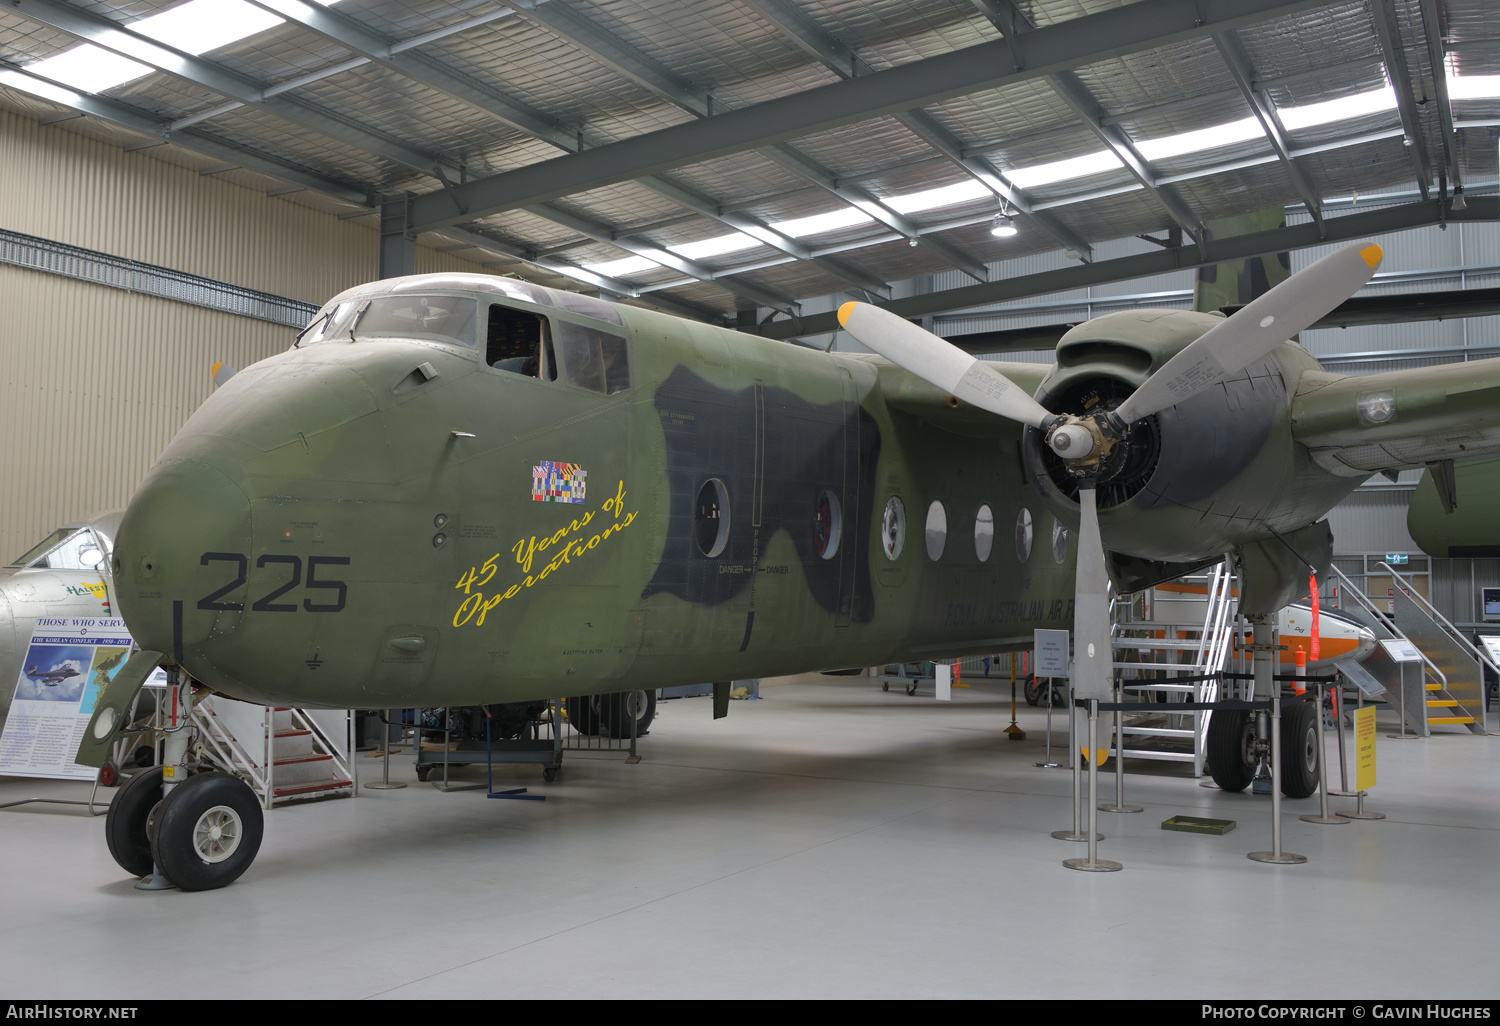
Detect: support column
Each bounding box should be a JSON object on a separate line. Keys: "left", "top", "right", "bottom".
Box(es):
{"left": 379, "top": 192, "right": 416, "bottom": 280}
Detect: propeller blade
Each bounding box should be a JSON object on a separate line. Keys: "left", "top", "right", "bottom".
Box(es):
{"left": 1112, "top": 241, "right": 1383, "bottom": 425}
{"left": 838, "top": 301, "right": 1055, "bottom": 429}
{"left": 211, "top": 362, "right": 237, "bottom": 388}
{"left": 1071, "top": 484, "right": 1114, "bottom": 702}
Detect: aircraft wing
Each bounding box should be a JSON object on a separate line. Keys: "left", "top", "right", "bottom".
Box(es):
{"left": 1291, "top": 359, "right": 1500, "bottom": 476}
{"left": 871, "top": 358, "right": 1048, "bottom": 436}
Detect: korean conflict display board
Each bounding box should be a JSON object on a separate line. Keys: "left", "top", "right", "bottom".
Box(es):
{"left": 0, "top": 618, "right": 133, "bottom": 780}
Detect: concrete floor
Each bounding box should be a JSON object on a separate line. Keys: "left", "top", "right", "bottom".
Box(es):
{"left": 1, "top": 675, "right": 1496, "bottom": 999}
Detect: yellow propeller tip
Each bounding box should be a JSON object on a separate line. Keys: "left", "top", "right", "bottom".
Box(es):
{"left": 837, "top": 301, "right": 859, "bottom": 326}
{"left": 211, "top": 361, "right": 223, "bottom": 378}
{"left": 1359, "top": 243, "right": 1383, "bottom": 269}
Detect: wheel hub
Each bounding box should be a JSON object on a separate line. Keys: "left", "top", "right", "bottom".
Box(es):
{"left": 193, "top": 805, "right": 243, "bottom": 863}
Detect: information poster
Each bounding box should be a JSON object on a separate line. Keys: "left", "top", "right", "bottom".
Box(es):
{"left": 1354, "top": 704, "right": 1377, "bottom": 793}
{"left": 0, "top": 617, "right": 133, "bottom": 780}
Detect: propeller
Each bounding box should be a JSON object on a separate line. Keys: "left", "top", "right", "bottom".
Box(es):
{"left": 837, "top": 240, "right": 1383, "bottom": 699}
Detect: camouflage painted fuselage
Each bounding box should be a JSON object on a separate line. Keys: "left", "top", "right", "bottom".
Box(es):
{"left": 112, "top": 274, "right": 1364, "bottom": 709}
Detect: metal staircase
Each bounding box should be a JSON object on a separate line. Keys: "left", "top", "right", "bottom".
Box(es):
{"left": 1330, "top": 563, "right": 1490, "bottom": 736}
{"left": 191, "top": 695, "right": 354, "bottom": 808}
{"left": 1110, "top": 558, "right": 1238, "bottom": 776}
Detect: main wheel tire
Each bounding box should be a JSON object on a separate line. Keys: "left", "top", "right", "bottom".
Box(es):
{"left": 565, "top": 695, "right": 600, "bottom": 736}
{"left": 151, "top": 772, "right": 263, "bottom": 892}
{"left": 1206, "top": 709, "right": 1257, "bottom": 793}
{"left": 105, "top": 765, "right": 163, "bottom": 877}
{"left": 1280, "top": 698, "right": 1320, "bottom": 799}
{"left": 600, "top": 690, "right": 656, "bottom": 738}
{"left": 1023, "top": 676, "right": 1043, "bottom": 706}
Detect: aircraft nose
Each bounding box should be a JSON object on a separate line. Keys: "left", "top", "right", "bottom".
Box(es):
{"left": 114, "top": 456, "right": 253, "bottom": 660}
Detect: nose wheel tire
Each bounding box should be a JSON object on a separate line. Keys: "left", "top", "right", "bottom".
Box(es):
{"left": 104, "top": 766, "right": 164, "bottom": 878}
{"left": 151, "top": 772, "right": 263, "bottom": 891}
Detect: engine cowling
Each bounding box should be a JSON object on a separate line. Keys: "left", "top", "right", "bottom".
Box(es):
{"left": 1021, "top": 309, "right": 1346, "bottom": 565}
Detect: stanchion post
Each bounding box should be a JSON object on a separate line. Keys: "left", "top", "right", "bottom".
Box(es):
{"left": 1300, "top": 679, "right": 1348, "bottom": 825}
{"left": 1249, "top": 692, "right": 1307, "bottom": 864}
{"left": 1036, "top": 677, "right": 1061, "bottom": 768}
{"left": 1100, "top": 680, "right": 1142, "bottom": 813}
{"left": 1064, "top": 699, "right": 1122, "bottom": 872}
{"left": 1052, "top": 691, "right": 1101, "bottom": 842}
{"left": 366, "top": 710, "right": 408, "bottom": 791}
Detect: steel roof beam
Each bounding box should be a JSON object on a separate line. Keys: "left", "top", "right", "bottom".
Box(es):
{"left": 13, "top": 0, "right": 465, "bottom": 180}
{"left": 501, "top": 0, "right": 939, "bottom": 287}
{"left": 258, "top": 0, "right": 893, "bottom": 298}
{"left": 0, "top": 63, "right": 376, "bottom": 206}
{"left": 1369, "top": 0, "right": 1434, "bottom": 200}
{"left": 1417, "top": 0, "right": 1462, "bottom": 196}
{"left": 247, "top": 0, "right": 578, "bottom": 152}
{"left": 1213, "top": 29, "right": 1326, "bottom": 234}
{"left": 747, "top": 196, "right": 1497, "bottom": 339}
{"left": 528, "top": 204, "right": 801, "bottom": 316}
{"left": 744, "top": 0, "right": 1093, "bottom": 259}
{"left": 409, "top": 0, "right": 1329, "bottom": 231}
{"left": 972, "top": 0, "right": 1203, "bottom": 242}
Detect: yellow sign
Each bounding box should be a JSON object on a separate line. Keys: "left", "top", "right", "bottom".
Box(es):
{"left": 1354, "top": 705, "right": 1377, "bottom": 792}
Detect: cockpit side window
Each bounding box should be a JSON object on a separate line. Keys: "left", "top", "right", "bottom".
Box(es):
{"left": 10, "top": 528, "right": 104, "bottom": 570}
{"left": 486, "top": 305, "right": 556, "bottom": 380}
{"left": 557, "top": 321, "right": 631, "bottom": 395}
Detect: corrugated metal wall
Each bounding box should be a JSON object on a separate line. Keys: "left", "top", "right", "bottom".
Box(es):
{"left": 0, "top": 107, "right": 488, "bottom": 558}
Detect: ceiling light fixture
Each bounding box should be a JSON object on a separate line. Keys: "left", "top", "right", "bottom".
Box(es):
{"left": 990, "top": 213, "right": 1018, "bottom": 238}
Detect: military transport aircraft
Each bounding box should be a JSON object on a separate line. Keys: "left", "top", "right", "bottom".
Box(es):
{"left": 75, "top": 238, "right": 1500, "bottom": 891}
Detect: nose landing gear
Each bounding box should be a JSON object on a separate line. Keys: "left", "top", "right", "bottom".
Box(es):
{"left": 103, "top": 671, "right": 265, "bottom": 891}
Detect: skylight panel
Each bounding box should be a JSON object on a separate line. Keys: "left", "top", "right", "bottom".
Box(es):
{"left": 1278, "top": 85, "right": 1397, "bottom": 131}
{"left": 772, "top": 207, "right": 874, "bottom": 238}
{"left": 1005, "top": 150, "right": 1123, "bottom": 190}
{"left": 24, "top": 45, "right": 153, "bottom": 94}
{"left": 0, "top": 70, "right": 86, "bottom": 104}
{"left": 132, "top": 0, "right": 284, "bottom": 56}
{"left": 672, "top": 233, "right": 762, "bottom": 261}
{"left": 1136, "top": 117, "right": 1264, "bottom": 161}
{"left": 885, "top": 180, "right": 991, "bottom": 214}
{"left": 1448, "top": 74, "right": 1500, "bottom": 100}
{"left": 584, "top": 255, "right": 660, "bottom": 278}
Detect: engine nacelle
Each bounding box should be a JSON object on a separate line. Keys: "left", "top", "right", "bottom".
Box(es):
{"left": 1022, "top": 309, "right": 1347, "bottom": 565}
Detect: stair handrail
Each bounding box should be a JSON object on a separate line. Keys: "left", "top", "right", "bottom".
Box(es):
{"left": 190, "top": 701, "right": 270, "bottom": 801}
{"left": 1377, "top": 562, "right": 1500, "bottom": 681}
{"left": 1329, "top": 564, "right": 1449, "bottom": 695}
{"left": 293, "top": 708, "right": 353, "bottom": 785}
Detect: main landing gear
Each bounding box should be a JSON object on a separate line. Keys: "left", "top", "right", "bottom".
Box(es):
{"left": 1205, "top": 697, "right": 1320, "bottom": 799}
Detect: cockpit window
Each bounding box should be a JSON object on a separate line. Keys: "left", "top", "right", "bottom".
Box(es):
{"left": 486, "top": 305, "right": 556, "bottom": 380}
{"left": 557, "top": 321, "right": 630, "bottom": 395}
{"left": 355, "top": 295, "right": 477, "bottom": 348}
{"left": 297, "top": 301, "right": 361, "bottom": 346}
{"left": 9, "top": 528, "right": 105, "bottom": 570}
{"left": 555, "top": 292, "right": 624, "bottom": 326}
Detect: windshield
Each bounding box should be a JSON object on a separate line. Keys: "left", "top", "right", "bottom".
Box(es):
{"left": 9, "top": 528, "right": 105, "bottom": 570}
{"left": 298, "top": 301, "right": 361, "bottom": 345}
{"left": 356, "top": 295, "right": 477, "bottom": 348}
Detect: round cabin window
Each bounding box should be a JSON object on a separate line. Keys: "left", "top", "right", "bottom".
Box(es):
{"left": 975, "top": 504, "right": 995, "bottom": 562}
{"left": 881, "top": 497, "right": 906, "bottom": 560}
{"left": 814, "top": 490, "right": 842, "bottom": 560}
{"left": 1051, "top": 517, "right": 1069, "bottom": 564}
{"left": 695, "top": 479, "right": 730, "bottom": 557}
{"left": 1015, "top": 508, "right": 1033, "bottom": 563}
{"left": 926, "top": 500, "right": 947, "bottom": 561}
